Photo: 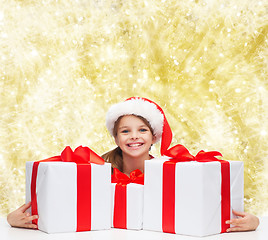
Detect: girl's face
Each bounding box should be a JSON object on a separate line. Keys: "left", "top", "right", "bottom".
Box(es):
{"left": 114, "top": 115, "right": 156, "bottom": 159}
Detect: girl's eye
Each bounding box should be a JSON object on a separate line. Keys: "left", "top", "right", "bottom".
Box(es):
{"left": 121, "top": 130, "right": 129, "bottom": 133}
{"left": 140, "top": 128, "right": 148, "bottom": 132}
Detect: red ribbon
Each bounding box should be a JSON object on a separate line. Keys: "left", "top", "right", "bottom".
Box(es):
{"left": 162, "top": 144, "right": 230, "bottom": 234}
{"left": 112, "top": 168, "right": 144, "bottom": 185}
{"left": 112, "top": 168, "right": 144, "bottom": 229}
{"left": 35, "top": 145, "right": 105, "bottom": 164}
{"left": 30, "top": 146, "right": 104, "bottom": 231}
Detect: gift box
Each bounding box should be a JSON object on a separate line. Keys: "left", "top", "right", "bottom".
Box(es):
{"left": 143, "top": 145, "right": 244, "bottom": 237}
{"left": 111, "top": 169, "right": 144, "bottom": 230}
{"left": 25, "top": 146, "right": 111, "bottom": 233}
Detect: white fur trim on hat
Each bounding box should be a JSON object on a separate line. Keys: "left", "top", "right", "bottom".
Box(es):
{"left": 106, "top": 98, "right": 164, "bottom": 142}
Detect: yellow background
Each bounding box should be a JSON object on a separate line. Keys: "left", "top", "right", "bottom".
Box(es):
{"left": 0, "top": 0, "right": 267, "bottom": 216}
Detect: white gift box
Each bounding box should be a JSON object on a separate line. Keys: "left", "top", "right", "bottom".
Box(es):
{"left": 111, "top": 183, "right": 143, "bottom": 230}
{"left": 143, "top": 157, "right": 244, "bottom": 237}
{"left": 26, "top": 161, "right": 111, "bottom": 233}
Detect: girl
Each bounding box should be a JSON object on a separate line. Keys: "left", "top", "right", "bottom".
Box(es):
{"left": 7, "top": 97, "right": 259, "bottom": 232}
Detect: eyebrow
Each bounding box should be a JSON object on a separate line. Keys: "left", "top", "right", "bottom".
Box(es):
{"left": 118, "top": 124, "right": 148, "bottom": 130}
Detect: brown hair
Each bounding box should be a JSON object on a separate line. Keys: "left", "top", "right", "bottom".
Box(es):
{"left": 101, "top": 115, "right": 154, "bottom": 172}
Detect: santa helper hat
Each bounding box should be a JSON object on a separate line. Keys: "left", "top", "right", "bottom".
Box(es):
{"left": 106, "top": 97, "right": 172, "bottom": 155}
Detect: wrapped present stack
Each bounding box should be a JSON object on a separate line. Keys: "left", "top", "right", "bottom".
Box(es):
{"left": 25, "top": 146, "right": 111, "bottom": 233}
{"left": 111, "top": 168, "right": 144, "bottom": 230}
{"left": 143, "top": 144, "right": 244, "bottom": 237}
{"left": 25, "top": 144, "right": 244, "bottom": 237}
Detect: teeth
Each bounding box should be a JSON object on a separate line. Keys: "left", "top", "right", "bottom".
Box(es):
{"left": 128, "top": 143, "right": 142, "bottom": 147}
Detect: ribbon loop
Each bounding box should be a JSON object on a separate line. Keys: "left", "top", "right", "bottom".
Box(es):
{"left": 164, "top": 144, "right": 223, "bottom": 163}
{"left": 112, "top": 168, "right": 144, "bottom": 185}
{"left": 164, "top": 144, "right": 194, "bottom": 161}
{"left": 41, "top": 146, "right": 105, "bottom": 164}
{"left": 61, "top": 146, "right": 75, "bottom": 162}
{"left": 195, "top": 150, "right": 222, "bottom": 161}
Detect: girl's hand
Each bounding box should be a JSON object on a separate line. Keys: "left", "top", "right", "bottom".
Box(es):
{"left": 226, "top": 209, "right": 259, "bottom": 232}
{"left": 7, "top": 202, "right": 38, "bottom": 229}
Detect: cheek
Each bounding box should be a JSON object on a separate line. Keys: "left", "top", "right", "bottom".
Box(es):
{"left": 145, "top": 135, "right": 154, "bottom": 144}
{"left": 115, "top": 135, "right": 125, "bottom": 146}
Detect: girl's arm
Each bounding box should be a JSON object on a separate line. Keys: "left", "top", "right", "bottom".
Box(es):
{"left": 226, "top": 210, "right": 259, "bottom": 232}
{"left": 7, "top": 202, "right": 38, "bottom": 229}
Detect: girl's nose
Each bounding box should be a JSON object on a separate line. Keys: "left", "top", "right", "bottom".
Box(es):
{"left": 130, "top": 130, "right": 139, "bottom": 139}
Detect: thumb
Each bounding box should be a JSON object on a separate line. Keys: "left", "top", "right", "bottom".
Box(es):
{"left": 19, "top": 202, "right": 32, "bottom": 212}
{"left": 232, "top": 209, "right": 246, "bottom": 217}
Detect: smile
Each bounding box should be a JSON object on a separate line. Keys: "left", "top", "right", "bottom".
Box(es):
{"left": 127, "top": 143, "right": 144, "bottom": 147}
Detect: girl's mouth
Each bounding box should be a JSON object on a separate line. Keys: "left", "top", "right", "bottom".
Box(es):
{"left": 127, "top": 143, "right": 144, "bottom": 147}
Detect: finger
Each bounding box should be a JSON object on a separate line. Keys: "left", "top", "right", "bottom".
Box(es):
{"left": 227, "top": 218, "right": 246, "bottom": 226}
{"left": 19, "top": 202, "right": 32, "bottom": 212}
{"left": 226, "top": 226, "right": 245, "bottom": 232}
{"left": 25, "top": 215, "right": 39, "bottom": 222}
{"left": 24, "top": 223, "right": 38, "bottom": 229}
{"left": 232, "top": 209, "right": 246, "bottom": 217}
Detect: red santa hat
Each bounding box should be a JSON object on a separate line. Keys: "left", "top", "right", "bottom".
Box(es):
{"left": 106, "top": 97, "right": 172, "bottom": 155}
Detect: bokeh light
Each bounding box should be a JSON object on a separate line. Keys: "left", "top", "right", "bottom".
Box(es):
{"left": 0, "top": 0, "right": 267, "bottom": 216}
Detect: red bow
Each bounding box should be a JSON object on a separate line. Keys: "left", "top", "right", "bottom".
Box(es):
{"left": 40, "top": 146, "right": 105, "bottom": 165}
{"left": 112, "top": 168, "right": 144, "bottom": 185}
{"left": 164, "top": 144, "right": 222, "bottom": 162}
